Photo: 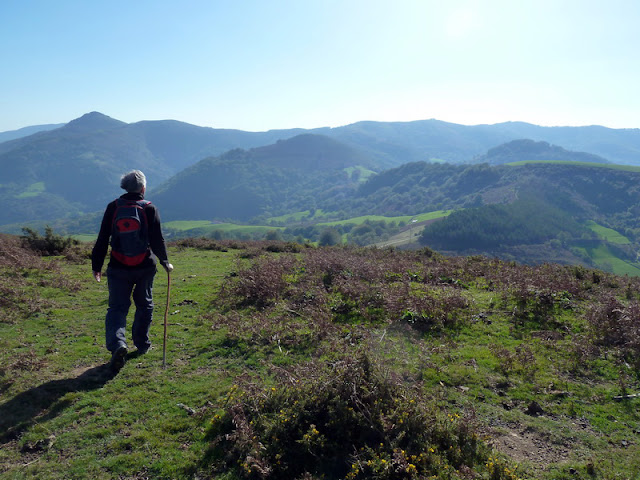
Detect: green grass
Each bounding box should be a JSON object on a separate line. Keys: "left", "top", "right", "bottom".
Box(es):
{"left": 15, "top": 182, "right": 46, "bottom": 199}
{"left": 370, "top": 210, "right": 454, "bottom": 248}
{"left": 2, "top": 240, "right": 640, "bottom": 479}
{"left": 318, "top": 210, "right": 453, "bottom": 227}
{"left": 164, "top": 210, "right": 453, "bottom": 239}
{"left": 574, "top": 243, "right": 640, "bottom": 276}
{"left": 343, "top": 165, "right": 376, "bottom": 182}
{"left": 0, "top": 246, "right": 235, "bottom": 479}
{"left": 164, "top": 220, "right": 215, "bottom": 231}
{"left": 71, "top": 234, "right": 97, "bottom": 242}
{"left": 168, "top": 222, "right": 284, "bottom": 237}
{"left": 586, "top": 220, "right": 631, "bottom": 245}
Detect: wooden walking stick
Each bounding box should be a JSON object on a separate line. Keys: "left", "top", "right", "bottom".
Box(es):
{"left": 163, "top": 270, "right": 171, "bottom": 369}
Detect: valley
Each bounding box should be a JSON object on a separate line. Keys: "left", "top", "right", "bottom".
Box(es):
{"left": 2, "top": 113, "right": 640, "bottom": 276}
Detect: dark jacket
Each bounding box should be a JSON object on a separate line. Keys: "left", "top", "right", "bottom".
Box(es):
{"left": 91, "top": 192, "right": 170, "bottom": 272}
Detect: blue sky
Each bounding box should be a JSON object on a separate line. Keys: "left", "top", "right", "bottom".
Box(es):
{"left": 2, "top": 0, "right": 639, "bottom": 132}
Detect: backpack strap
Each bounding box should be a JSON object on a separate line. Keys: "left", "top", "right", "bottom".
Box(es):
{"left": 112, "top": 198, "right": 151, "bottom": 224}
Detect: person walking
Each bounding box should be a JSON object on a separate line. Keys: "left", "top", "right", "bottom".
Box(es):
{"left": 91, "top": 170, "right": 173, "bottom": 371}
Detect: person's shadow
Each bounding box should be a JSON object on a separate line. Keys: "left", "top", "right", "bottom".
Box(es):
{"left": 0, "top": 362, "right": 117, "bottom": 445}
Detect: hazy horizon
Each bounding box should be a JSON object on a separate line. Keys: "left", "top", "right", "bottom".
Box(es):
{"left": 2, "top": 0, "right": 640, "bottom": 132}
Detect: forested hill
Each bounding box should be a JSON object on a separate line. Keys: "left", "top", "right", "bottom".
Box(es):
{"left": 3, "top": 111, "right": 640, "bottom": 232}
{"left": 475, "top": 139, "right": 610, "bottom": 165}
{"left": 347, "top": 161, "right": 640, "bottom": 224}
{"left": 0, "top": 113, "right": 311, "bottom": 226}
{"left": 152, "top": 134, "right": 373, "bottom": 222}
{"left": 150, "top": 157, "right": 640, "bottom": 269}
{"left": 248, "top": 134, "right": 376, "bottom": 170}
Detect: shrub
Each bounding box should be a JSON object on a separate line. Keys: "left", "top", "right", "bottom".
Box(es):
{"left": 319, "top": 228, "right": 342, "bottom": 246}
{"left": 0, "top": 233, "right": 47, "bottom": 269}
{"left": 20, "top": 226, "right": 79, "bottom": 256}
{"left": 585, "top": 295, "right": 640, "bottom": 368}
{"left": 221, "top": 254, "right": 300, "bottom": 309}
{"left": 205, "top": 354, "right": 514, "bottom": 479}
{"left": 219, "top": 246, "right": 474, "bottom": 332}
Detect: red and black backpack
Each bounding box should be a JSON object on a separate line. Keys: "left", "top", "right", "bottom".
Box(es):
{"left": 110, "top": 198, "right": 151, "bottom": 266}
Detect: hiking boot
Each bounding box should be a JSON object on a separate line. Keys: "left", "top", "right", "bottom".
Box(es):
{"left": 136, "top": 345, "right": 152, "bottom": 355}
{"left": 110, "top": 345, "right": 128, "bottom": 371}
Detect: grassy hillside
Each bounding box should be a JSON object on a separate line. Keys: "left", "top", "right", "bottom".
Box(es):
{"left": 573, "top": 243, "right": 640, "bottom": 276}
{"left": 2, "top": 234, "right": 640, "bottom": 479}
{"left": 162, "top": 211, "right": 453, "bottom": 249}
{"left": 317, "top": 211, "right": 453, "bottom": 228}
{"left": 586, "top": 221, "right": 631, "bottom": 245}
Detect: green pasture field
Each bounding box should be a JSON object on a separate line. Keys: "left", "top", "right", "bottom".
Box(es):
{"left": 318, "top": 210, "right": 453, "bottom": 227}
{"left": 164, "top": 210, "right": 453, "bottom": 239}
{"left": 71, "top": 234, "right": 98, "bottom": 243}
{"left": 163, "top": 220, "right": 215, "bottom": 231}
{"left": 575, "top": 243, "right": 640, "bottom": 276}
{"left": 165, "top": 221, "right": 283, "bottom": 237}
{"left": 343, "top": 165, "right": 376, "bottom": 182}
{"left": 585, "top": 221, "right": 631, "bottom": 245}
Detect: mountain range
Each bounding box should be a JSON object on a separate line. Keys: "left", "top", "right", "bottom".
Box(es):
{"left": 2, "top": 112, "right": 640, "bottom": 273}
{"left": 0, "top": 122, "right": 64, "bottom": 144}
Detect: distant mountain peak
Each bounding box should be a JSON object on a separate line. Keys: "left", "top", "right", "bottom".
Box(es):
{"left": 63, "top": 112, "right": 126, "bottom": 132}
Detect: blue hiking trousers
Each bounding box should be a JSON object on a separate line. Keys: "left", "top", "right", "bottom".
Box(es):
{"left": 105, "top": 265, "right": 157, "bottom": 353}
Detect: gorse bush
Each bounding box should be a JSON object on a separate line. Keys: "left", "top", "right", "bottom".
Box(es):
{"left": 20, "top": 226, "right": 79, "bottom": 256}
{"left": 206, "top": 354, "right": 516, "bottom": 480}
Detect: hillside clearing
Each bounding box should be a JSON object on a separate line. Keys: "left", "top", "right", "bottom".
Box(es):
{"left": 586, "top": 221, "right": 631, "bottom": 245}
{"left": 574, "top": 243, "right": 640, "bottom": 276}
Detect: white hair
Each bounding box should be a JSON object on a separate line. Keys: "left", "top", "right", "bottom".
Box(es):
{"left": 120, "top": 170, "right": 147, "bottom": 193}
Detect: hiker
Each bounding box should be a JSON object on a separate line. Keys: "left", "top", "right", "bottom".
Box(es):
{"left": 91, "top": 170, "right": 173, "bottom": 371}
